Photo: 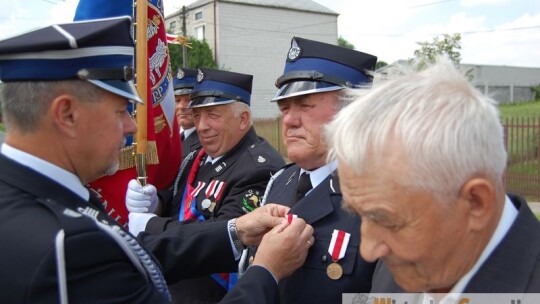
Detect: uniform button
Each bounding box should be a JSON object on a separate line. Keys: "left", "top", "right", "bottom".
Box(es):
{"left": 322, "top": 255, "right": 327, "bottom": 263}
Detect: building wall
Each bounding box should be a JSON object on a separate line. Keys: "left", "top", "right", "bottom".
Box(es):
{"left": 215, "top": 2, "right": 337, "bottom": 118}
{"left": 166, "top": 2, "right": 338, "bottom": 118}
{"left": 462, "top": 64, "right": 540, "bottom": 103}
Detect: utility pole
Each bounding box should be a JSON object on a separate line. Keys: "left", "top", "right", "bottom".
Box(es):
{"left": 182, "top": 6, "right": 188, "bottom": 67}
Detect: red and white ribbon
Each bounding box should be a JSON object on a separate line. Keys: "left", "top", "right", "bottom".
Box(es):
{"left": 205, "top": 180, "right": 226, "bottom": 202}
{"left": 328, "top": 229, "right": 350, "bottom": 262}
{"left": 190, "top": 181, "right": 206, "bottom": 197}
{"left": 286, "top": 213, "right": 298, "bottom": 225}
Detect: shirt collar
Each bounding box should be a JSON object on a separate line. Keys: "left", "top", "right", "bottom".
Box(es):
{"left": 205, "top": 154, "right": 223, "bottom": 165}
{"left": 182, "top": 127, "right": 196, "bottom": 138}
{"left": 1, "top": 143, "right": 89, "bottom": 201}
{"left": 299, "top": 160, "right": 338, "bottom": 190}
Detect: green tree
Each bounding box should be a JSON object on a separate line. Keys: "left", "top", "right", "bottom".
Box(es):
{"left": 531, "top": 84, "right": 540, "bottom": 101}
{"left": 168, "top": 37, "right": 217, "bottom": 71}
{"left": 413, "top": 33, "right": 462, "bottom": 65}
{"left": 338, "top": 36, "right": 354, "bottom": 50}
{"left": 375, "top": 61, "right": 388, "bottom": 70}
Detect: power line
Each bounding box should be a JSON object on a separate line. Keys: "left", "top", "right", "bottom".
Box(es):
{"left": 404, "top": 0, "right": 456, "bottom": 10}
{"left": 354, "top": 25, "right": 540, "bottom": 38}
{"left": 460, "top": 25, "right": 540, "bottom": 35}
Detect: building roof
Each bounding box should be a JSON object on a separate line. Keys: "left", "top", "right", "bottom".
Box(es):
{"left": 185, "top": 0, "right": 337, "bottom": 15}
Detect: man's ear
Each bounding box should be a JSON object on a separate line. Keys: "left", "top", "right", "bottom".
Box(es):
{"left": 459, "top": 178, "right": 497, "bottom": 231}
{"left": 50, "top": 94, "right": 80, "bottom": 138}
{"left": 239, "top": 110, "right": 251, "bottom": 130}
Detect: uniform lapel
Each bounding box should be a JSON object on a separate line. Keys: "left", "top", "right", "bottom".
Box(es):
{"left": 290, "top": 172, "right": 340, "bottom": 225}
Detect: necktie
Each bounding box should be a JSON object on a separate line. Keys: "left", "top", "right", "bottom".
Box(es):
{"left": 181, "top": 131, "right": 185, "bottom": 141}
{"left": 294, "top": 172, "right": 312, "bottom": 203}
{"left": 87, "top": 191, "right": 171, "bottom": 300}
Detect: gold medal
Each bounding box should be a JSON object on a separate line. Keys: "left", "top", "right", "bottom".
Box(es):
{"left": 326, "top": 262, "right": 343, "bottom": 280}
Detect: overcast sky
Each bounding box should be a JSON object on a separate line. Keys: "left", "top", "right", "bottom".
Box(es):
{"left": 1, "top": 0, "right": 539, "bottom": 67}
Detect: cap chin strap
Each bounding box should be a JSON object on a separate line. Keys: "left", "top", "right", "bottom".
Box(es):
{"left": 275, "top": 70, "right": 353, "bottom": 88}
{"left": 76, "top": 66, "right": 135, "bottom": 81}
{"left": 190, "top": 90, "right": 245, "bottom": 103}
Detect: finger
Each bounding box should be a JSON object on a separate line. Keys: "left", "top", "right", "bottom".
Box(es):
{"left": 264, "top": 204, "right": 290, "bottom": 217}
{"left": 257, "top": 212, "right": 288, "bottom": 230}
{"left": 127, "top": 199, "right": 151, "bottom": 207}
{"left": 128, "top": 206, "right": 148, "bottom": 213}
{"left": 142, "top": 184, "right": 157, "bottom": 195}
{"left": 269, "top": 220, "right": 288, "bottom": 234}
{"left": 128, "top": 179, "right": 143, "bottom": 191}
{"left": 285, "top": 217, "right": 307, "bottom": 234}
{"left": 299, "top": 223, "right": 314, "bottom": 241}
{"left": 127, "top": 191, "right": 151, "bottom": 201}
{"left": 306, "top": 237, "right": 315, "bottom": 248}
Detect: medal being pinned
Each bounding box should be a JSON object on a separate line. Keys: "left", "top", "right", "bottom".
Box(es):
{"left": 327, "top": 229, "right": 350, "bottom": 280}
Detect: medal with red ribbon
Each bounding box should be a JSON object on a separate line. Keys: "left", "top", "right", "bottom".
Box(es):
{"left": 327, "top": 229, "right": 350, "bottom": 280}
{"left": 201, "top": 179, "right": 226, "bottom": 213}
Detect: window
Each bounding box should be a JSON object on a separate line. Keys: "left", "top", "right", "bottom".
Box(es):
{"left": 194, "top": 25, "right": 205, "bottom": 40}
{"left": 170, "top": 21, "right": 176, "bottom": 29}
{"left": 195, "top": 11, "right": 203, "bottom": 20}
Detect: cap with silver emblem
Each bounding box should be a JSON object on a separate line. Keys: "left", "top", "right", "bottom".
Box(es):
{"left": 173, "top": 67, "right": 197, "bottom": 96}
{"left": 272, "top": 36, "right": 377, "bottom": 102}
{"left": 188, "top": 67, "right": 253, "bottom": 108}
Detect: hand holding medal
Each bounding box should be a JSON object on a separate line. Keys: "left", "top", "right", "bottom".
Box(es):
{"left": 253, "top": 213, "right": 314, "bottom": 281}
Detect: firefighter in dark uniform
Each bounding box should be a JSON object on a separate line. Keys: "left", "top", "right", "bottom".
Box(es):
{"left": 173, "top": 67, "right": 201, "bottom": 160}
{"left": 0, "top": 18, "right": 313, "bottom": 304}
{"left": 241, "top": 37, "right": 379, "bottom": 303}
{"left": 127, "top": 67, "right": 286, "bottom": 303}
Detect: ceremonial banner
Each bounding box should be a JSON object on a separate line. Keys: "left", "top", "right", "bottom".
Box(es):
{"left": 74, "top": 0, "right": 181, "bottom": 226}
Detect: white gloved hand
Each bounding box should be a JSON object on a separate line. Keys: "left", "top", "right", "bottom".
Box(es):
{"left": 126, "top": 179, "right": 159, "bottom": 213}
{"left": 128, "top": 212, "right": 157, "bottom": 236}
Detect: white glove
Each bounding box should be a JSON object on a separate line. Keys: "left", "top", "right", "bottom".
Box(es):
{"left": 126, "top": 179, "right": 159, "bottom": 213}
{"left": 128, "top": 212, "right": 157, "bottom": 236}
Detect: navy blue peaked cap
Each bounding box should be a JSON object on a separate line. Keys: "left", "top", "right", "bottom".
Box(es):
{"left": 173, "top": 68, "right": 197, "bottom": 95}
{"left": 189, "top": 67, "right": 253, "bottom": 108}
{"left": 272, "top": 36, "right": 377, "bottom": 101}
{"left": 0, "top": 16, "right": 141, "bottom": 103}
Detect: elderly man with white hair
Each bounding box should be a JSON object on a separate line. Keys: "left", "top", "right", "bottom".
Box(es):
{"left": 325, "top": 58, "right": 540, "bottom": 298}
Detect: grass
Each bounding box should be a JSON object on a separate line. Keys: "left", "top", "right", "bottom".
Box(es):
{"left": 0, "top": 122, "right": 4, "bottom": 132}
{"left": 499, "top": 100, "right": 540, "bottom": 118}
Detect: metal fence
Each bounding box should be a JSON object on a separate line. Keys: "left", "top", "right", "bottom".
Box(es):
{"left": 254, "top": 117, "right": 540, "bottom": 201}
{"left": 504, "top": 117, "right": 540, "bottom": 201}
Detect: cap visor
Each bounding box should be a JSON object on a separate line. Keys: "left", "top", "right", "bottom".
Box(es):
{"left": 271, "top": 81, "right": 342, "bottom": 102}
{"left": 88, "top": 79, "right": 143, "bottom": 103}
{"left": 174, "top": 88, "right": 193, "bottom": 95}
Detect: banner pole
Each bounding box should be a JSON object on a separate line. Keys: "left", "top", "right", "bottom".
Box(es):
{"left": 135, "top": 0, "right": 148, "bottom": 186}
